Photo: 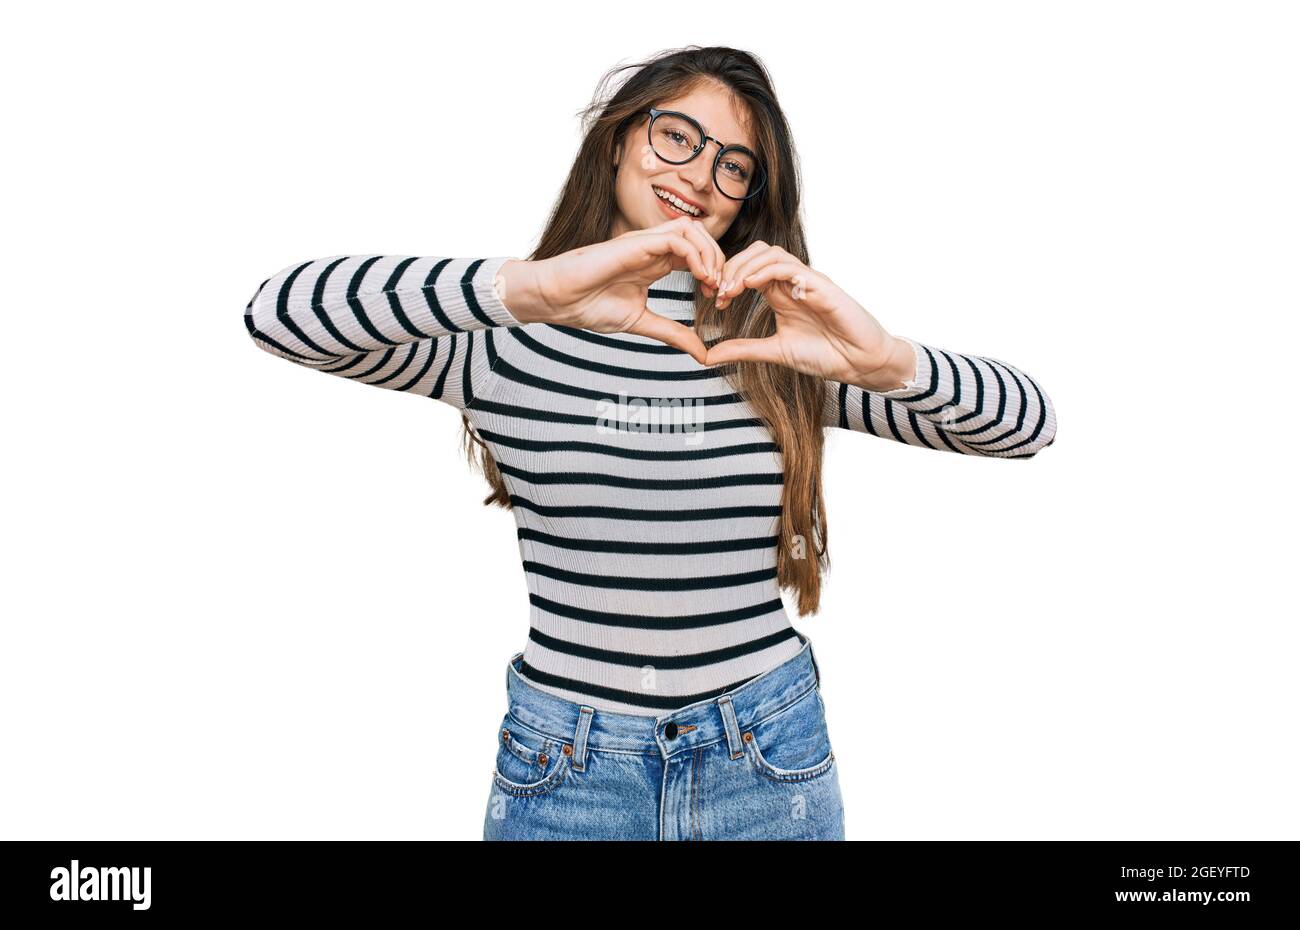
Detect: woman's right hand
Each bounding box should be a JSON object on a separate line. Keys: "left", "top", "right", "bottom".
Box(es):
{"left": 496, "top": 217, "right": 723, "bottom": 363}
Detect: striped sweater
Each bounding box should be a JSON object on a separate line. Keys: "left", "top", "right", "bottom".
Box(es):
{"left": 244, "top": 254, "right": 1057, "bottom": 714}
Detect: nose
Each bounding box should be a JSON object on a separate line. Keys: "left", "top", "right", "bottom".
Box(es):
{"left": 679, "top": 163, "right": 711, "bottom": 197}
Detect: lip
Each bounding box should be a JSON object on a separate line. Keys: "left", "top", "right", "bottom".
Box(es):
{"left": 652, "top": 183, "right": 708, "bottom": 217}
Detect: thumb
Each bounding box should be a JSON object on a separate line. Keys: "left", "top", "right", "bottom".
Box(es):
{"left": 625, "top": 309, "right": 709, "bottom": 364}
{"left": 705, "top": 336, "right": 785, "bottom": 367}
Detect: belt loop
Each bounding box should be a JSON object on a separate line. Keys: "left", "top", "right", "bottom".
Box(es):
{"left": 717, "top": 695, "right": 744, "bottom": 760}
{"left": 571, "top": 706, "right": 594, "bottom": 772}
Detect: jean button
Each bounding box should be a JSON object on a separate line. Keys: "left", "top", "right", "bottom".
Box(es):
{"left": 664, "top": 722, "right": 678, "bottom": 740}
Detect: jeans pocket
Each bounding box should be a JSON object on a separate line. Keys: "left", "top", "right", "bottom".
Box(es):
{"left": 491, "top": 715, "right": 571, "bottom": 798}
{"left": 742, "top": 688, "right": 836, "bottom": 783}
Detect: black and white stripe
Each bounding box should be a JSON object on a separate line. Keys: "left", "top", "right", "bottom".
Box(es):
{"left": 244, "top": 255, "right": 515, "bottom": 408}
{"left": 823, "top": 336, "right": 1058, "bottom": 458}
{"left": 246, "top": 255, "right": 1057, "bottom": 713}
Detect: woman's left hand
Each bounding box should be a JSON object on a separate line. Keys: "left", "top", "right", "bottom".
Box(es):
{"left": 703, "top": 242, "right": 916, "bottom": 391}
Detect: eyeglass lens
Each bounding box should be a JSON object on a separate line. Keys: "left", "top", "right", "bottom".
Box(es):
{"left": 649, "top": 112, "right": 762, "bottom": 200}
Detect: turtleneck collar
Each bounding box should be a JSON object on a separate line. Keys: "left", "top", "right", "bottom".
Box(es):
{"left": 652, "top": 267, "right": 699, "bottom": 293}
{"left": 647, "top": 268, "right": 700, "bottom": 324}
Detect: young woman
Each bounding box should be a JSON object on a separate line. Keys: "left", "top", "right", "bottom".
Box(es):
{"left": 243, "top": 46, "right": 1057, "bottom": 841}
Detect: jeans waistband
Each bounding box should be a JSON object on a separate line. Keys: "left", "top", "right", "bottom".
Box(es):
{"left": 502, "top": 631, "right": 822, "bottom": 763}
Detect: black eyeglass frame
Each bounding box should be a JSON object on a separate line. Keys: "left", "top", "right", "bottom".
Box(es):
{"left": 644, "top": 107, "right": 768, "bottom": 202}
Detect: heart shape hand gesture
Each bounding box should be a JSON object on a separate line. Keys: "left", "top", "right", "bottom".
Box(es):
{"left": 498, "top": 220, "right": 915, "bottom": 390}
{"left": 499, "top": 216, "right": 723, "bottom": 363}
{"left": 702, "top": 240, "right": 913, "bottom": 390}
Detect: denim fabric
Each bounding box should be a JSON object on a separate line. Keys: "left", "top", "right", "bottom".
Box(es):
{"left": 483, "top": 632, "right": 845, "bottom": 840}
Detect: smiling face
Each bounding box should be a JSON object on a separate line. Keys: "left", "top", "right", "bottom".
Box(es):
{"left": 610, "top": 82, "right": 757, "bottom": 242}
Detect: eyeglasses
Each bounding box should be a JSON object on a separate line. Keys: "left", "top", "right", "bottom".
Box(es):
{"left": 643, "top": 107, "right": 767, "bottom": 202}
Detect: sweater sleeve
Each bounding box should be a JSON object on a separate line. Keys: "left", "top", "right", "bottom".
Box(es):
{"left": 243, "top": 254, "right": 525, "bottom": 410}
{"left": 822, "top": 335, "right": 1057, "bottom": 458}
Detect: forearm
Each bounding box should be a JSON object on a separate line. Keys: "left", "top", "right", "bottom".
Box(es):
{"left": 827, "top": 336, "right": 1058, "bottom": 457}
{"left": 245, "top": 254, "right": 522, "bottom": 365}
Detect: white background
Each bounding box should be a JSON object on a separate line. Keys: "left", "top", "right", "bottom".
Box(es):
{"left": 3, "top": 1, "right": 1296, "bottom": 840}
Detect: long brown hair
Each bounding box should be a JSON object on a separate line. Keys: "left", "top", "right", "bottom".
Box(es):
{"left": 460, "top": 45, "right": 830, "bottom": 615}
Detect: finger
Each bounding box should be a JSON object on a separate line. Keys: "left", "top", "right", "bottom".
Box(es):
{"left": 617, "top": 216, "right": 695, "bottom": 245}
{"left": 638, "top": 215, "right": 702, "bottom": 236}
{"left": 617, "top": 219, "right": 717, "bottom": 294}
{"left": 741, "top": 261, "right": 819, "bottom": 301}
{"left": 705, "top": 335, "right": 786, "bottom": 367}
{"left": 718, "top": 249, "right": 783, "bottom": 308}
{"left": 673, "top": 221, "right": 722, "bottom": 292}
{"left": 645, "top": 225, "right": 712, "bottom": 288}
{"left": 678, "top": 220, "right": 722, "bottom": 289}
{"left": 717, "top": 243, "right": 777, "bottom": 307}
{"left": 634, "top": 226, "right": 707, "bottom": 283}
{"left": 718, "top": 241, "right": 767, "bottom": 289}
{"left": 626, "top": 309, "right": 709, "bottom": 364}
{"left": 687, "top": 219, "right": 727, "bottom": 287}
{"left": 616, "top": 216, "right": 687, "bottom": 240}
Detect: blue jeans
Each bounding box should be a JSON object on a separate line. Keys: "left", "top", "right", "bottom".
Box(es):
{"left": 483, "top": 632, "right": 845, "bottom": 840}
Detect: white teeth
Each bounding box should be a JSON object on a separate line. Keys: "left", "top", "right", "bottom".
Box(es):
{"left": 653, "top": 185, "right": 701, "bottom": 216}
